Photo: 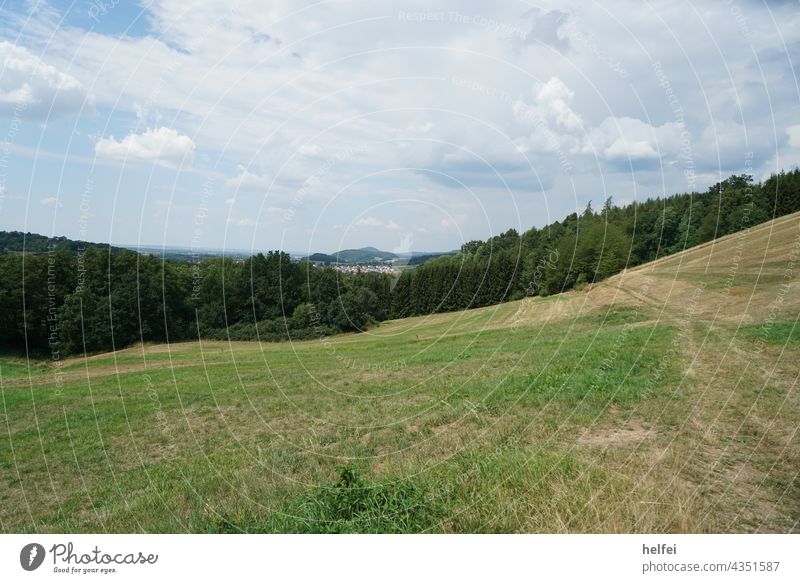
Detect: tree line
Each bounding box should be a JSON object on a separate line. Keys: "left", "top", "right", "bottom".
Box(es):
{"left": 1, "top": 169, "right": 798, "bottom": 356}
{"left": 0, "top": 247, "right": 391, "bottom": 356}
{"left": 391, "top": 170, "right": 800, "bottom": 318}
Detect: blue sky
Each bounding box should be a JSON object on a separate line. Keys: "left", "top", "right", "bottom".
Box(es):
{"left": 0, "top": 0, "right": 798, "bottom": 254}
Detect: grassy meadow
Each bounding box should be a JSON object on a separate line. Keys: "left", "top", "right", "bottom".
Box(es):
{"left": 2, "top": 213, "right": 799, "bottom": 533}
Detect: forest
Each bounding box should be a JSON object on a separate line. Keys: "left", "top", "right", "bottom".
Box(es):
{"left": 1, "top": 169, "right": 799, "bottom": 356}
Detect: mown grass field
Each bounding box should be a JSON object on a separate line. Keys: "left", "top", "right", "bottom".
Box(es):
{"left": 2, "top": 213, "right": 799, "bottom": 533}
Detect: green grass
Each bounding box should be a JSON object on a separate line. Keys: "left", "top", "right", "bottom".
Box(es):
{"left": 1, "top": 259, "right": 798, "bottom": 532}
{"left": 739, "top": 321, "right": 800, "bottom": 345}
{"left": 0, "top": 312, "right": 687, "bottom": 533}
{"left": 0, "top": 355, "right": 49, "bottom": 379}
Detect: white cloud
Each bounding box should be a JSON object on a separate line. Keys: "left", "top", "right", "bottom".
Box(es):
{"left": 787, "top": 125, "right": 800, "bottom": 150}
{"left": 603, "top": 139, "right": 659, "bottom": 161}
{"left": 225, "top": 165, "right": 271, "bottom": 191}
{"left": 95, "top": 127, "right": 195, "bottom": 168}
{"left": 355, "top": 216, "right": 383, "bottom": 227}
{"left": 39, "top": 196, "right": 59, "bottom": 206}
{"left": 512, "top": 78, "right": 682, "bottom": 169}
{"left": 582, "top": 117, "right": 683, "bottom": 163}
{"left": 0, "top": 41, "right": 90, "bottom": 120}
{"left": 535, "top": 77, "right": 583, "bottom": 131}
{"left": 512, "top": 77, "right": 583, "bottom": 138}
{"left": 7, "top": 0, "right": 800, "bottom": 250}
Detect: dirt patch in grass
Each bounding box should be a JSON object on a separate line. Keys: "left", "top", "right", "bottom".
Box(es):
{"left": 576, "top": 418, "right": 653, "bottom": 448}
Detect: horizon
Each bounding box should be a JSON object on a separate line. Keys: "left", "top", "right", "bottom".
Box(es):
{"left": 4, "top": 165, "right": 796, "bottom": 258}
{"left": 0, "top": 229, "right": 457, "bottom": 257}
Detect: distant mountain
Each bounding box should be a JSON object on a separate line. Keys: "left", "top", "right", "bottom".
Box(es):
{"left": 334, "top": 247, "right": 398, "bottom": 263}
{"left": 302, "top": 246, "right": 457, "bottom": 265}
{"left": 304, "top": 246, "right": 397, "bottom": 264}
{"left": 2, "top": 232, "right": 455, "bottom": 267}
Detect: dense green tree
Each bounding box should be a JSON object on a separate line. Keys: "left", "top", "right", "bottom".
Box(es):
{"left": 388, "top": 170, "right": 798, "bottom": 318}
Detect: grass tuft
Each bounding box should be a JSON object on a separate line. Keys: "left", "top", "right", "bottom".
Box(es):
{"left": 300, "top": 467, "right": 435, "bottom": 533}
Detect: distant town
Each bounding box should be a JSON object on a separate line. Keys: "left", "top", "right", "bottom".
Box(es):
{"left": 322, "top": 263, "right": 399, "bottom": 274}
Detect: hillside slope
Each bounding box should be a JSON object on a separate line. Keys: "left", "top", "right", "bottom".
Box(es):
{"left": 1, "top": 213, "right": 798, "bottom": 533}
{"left": 375, "top": 210, "right": 800, "bottom": 335}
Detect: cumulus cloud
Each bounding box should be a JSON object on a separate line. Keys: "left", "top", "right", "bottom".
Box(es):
{"left": 39, "top": 196, "right": 60, "bottom": 206}
{"left": 95, "top": 127, "right": 195, "bottom": 168}
{"left": 511, "top": 76, "right": 584, "bottom": 157}
{"left": 512, "top": 77, "right": 684, "bottom": 171}
{"left": 0, "top": 41, "right": 90, "bottom": 120}
{"left": 583, "top": 117, "right": 683, "bottom": 164}
{"left": 7, "top": 0, "right": 800, "bottom": 250}
{"left": 514, "top": 77, "right": 583, "bottom": 131}
{"left": 0, "top": 41, "right": 93, "bottom": 121}
{"left": 604, "top": 139, "right": 659, "bottom": 161}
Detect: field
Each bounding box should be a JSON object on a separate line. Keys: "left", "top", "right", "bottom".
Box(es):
{"left": 1, "top": 213, "right": 799, "bottom": 533}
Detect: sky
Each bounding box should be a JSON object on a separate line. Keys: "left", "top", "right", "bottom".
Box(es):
{"left": 0, "top": 0, "right": 798, "bottom": 255}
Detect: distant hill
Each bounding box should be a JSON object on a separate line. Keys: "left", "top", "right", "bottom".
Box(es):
{"left": 303, "top": 246, "right": 456, "bottom": 265}
{"left": 335, "top": 246, "right": 398, "bottom": 263}
{"left": 0, "top": 231, "right": 254, "bottom": 262}
{"left": 0, "top": 231, "right": 116, "bottom": 255}
{"left": 304, "top": 246, "right": 399, "bottom": 264}
{"left": 125, "top": 244, "right": 252, "bottom": 262}
{"left": 2, "top": 231, "right": 451, "bottom": 266}
{"left": 307, "top": 252, "right": 336, "bottom": 264}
